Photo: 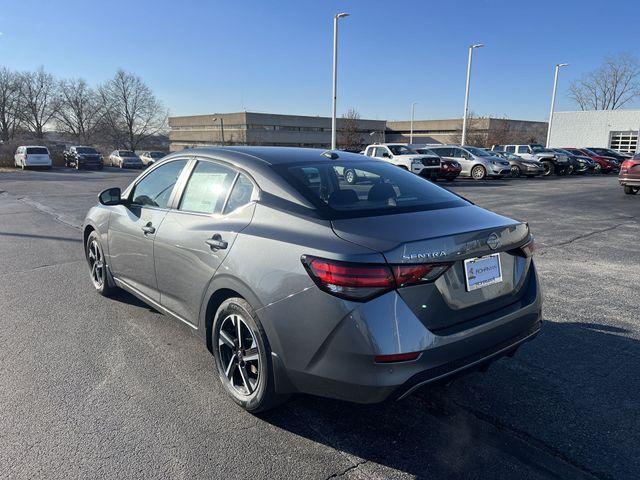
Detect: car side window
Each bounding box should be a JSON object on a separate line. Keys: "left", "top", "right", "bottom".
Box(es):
{"left": 179, "top": 161, "right": 236, "bottom": 214}
{"left": 130, "top": 160, "right": 188, "bottom": 208}
{"left": 505, "top": 146, "right": 516, "bottom": 153}
{"left": 224, "top": 173, "right": 255, "bottom": 214}
{"left": 517, "top": 146, "right": 529, "bottom": 154}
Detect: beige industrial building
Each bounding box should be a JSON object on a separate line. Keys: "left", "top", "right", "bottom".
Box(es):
{"left": 385, "top": 118, "right": 549, "bottom": 146}
{"left": 169, "top": 112, "right": 548, "bottom": 151}
{"left": 169, "top": 112, "right": 386, "bottom": 151}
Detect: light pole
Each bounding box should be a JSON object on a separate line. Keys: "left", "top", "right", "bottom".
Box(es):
{"left": 546, "top": 63, "right": 569, "bottom": 148}
{"left": 213, "top": 116, "right": 225, "bottom": 146}
{"left": 409, "top": 102, "right": 418, "bottom": 144}
{"left": 331, "top": 12, "right": 349, "bottom": 150}
{"left": 461, "top": 43, "right": 483, "bottom": 146}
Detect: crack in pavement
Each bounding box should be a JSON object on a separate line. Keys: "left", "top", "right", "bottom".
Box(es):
{"left": 325, "top": 459, "right": 369, "bottom": 479}
{"left": 540, "top": 219, "right": 637, "bottom": 250}
{"left": 16, "top": 195, "right": 82, "bottom": 230}
{"left": 0, "top": 260, "right": 83, "bottom": 278}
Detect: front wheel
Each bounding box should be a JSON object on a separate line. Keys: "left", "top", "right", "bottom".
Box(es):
{"left": 565, "top": 165, "right": 575, "bottom": 175}
{"left": 542, "top": 161, "right": 554, "bottom": 176}
{"left": 85, "top": 231, "right": 118, "bottom": 297}
{"left": 212, "top": 298, "right": 287, "bottom": 413}
{"left": 594, "top": 163, "right": 602, "bottom": 174}
{"left": 471, "top": 165, "right": 486, "bottom": 180}
{"left": 344, "top": 168, "right": 357, "bottom": 184}
{"left": 510, "top": 165, "right": 521, "bottom": 177}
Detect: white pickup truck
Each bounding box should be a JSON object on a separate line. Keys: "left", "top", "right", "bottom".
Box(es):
{"left": 363, "top": 143, "right": 441, "bottom": 180}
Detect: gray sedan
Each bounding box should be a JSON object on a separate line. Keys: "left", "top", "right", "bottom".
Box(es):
{"left": 82, "top": 147, "right": 542, "bottom": 412}
{"left": 492, "top": 151, "right": 544, "bottom": 177}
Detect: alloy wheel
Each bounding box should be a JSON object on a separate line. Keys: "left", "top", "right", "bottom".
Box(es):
{"left": 471, "top": 166, "right": 486, "bottom": 180}
{"left": 218, "top": 314, "right": 260, "bottom": 396}
{"left": 345, "top": 169, "right": 356, "bottom": 184}
{"left": 510, "top": 165, "right": 520, "bottom": 177}
{"left": 87, "top": 240, "right": 104, "bottom": 288}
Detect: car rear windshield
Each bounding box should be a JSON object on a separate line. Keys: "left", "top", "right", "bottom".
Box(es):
{"left": 275, "top": 161, "right": 468, "bottom": 219}
{"left": 76, "top": 147, "right": 98, "bottom": 154}
{"left": 150, "top": 152, "right": 165, "bottom": 158}
{"left": 26, "top": 147, "right": 48, "bottom": 154}
{"left": 119, "top": 151, "right": 135, "bottom": 157}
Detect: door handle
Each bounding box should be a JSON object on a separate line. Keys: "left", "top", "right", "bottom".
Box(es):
{"left": 205, "top": 234, "right": 228, "bottom": 250}
{"left": 141, "top": 222, "right": 156, "bottom": 235}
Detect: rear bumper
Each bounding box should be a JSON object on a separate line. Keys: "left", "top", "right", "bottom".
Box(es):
{"left": 261, "top": 259, "right": 543, "bottom": 404}
{"left": 619, "top": 177, "right": 640, "bottom": 186}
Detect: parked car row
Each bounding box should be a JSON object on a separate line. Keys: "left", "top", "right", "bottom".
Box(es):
{"left": 11, "top": 145, "right": 168, "bottom": 171}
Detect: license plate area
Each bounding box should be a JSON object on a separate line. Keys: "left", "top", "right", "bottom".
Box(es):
{"left": 464, "top": 253, "right": 503, "bottom": 291}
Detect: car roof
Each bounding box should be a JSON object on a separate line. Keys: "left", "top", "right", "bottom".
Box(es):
{"left": 20, "top": 145, "right": 48, "bottom": 148}
{"left": 168, "top": 146, "right": 368, "bottom": 166}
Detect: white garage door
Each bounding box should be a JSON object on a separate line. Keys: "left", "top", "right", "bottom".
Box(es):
{"left": 609, "top": 131, "right": 638, "bottom": 153}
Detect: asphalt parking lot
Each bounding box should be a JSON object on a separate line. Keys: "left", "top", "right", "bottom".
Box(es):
{"left": 0, "top": 167, "right": 638, "bottom": 480}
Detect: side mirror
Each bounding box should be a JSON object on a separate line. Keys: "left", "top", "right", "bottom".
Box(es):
{"left": 98, "top": 187, "right": 125, "bottom": 206}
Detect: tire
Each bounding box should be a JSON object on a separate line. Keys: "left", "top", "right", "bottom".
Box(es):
{"left": 510, "top": 165, "right": 521, "bottom": 177}
{"left": 75, "top": 161, "right": 81, "bottom": 170}
{"left": 565, "top": 165, "right": 575, "bottom": 175}
{"left": 594, "top": 163, "right": 602, "bottom": 174}
{"left": 624, "top": 185, "right": 639, "bottom": 195}
{"left": 85, "top": 231, "right": 118, "bottom": 297}
{"left": 21, "top": 162, "right": 25, "bottom": 170}
{"left": 344, "top": 168, "right": 357, "bottom": 185}
{"left": 471, "top": 165, "right": 486, "bottom": 180}
{"left": 542, "top": 161, "right": 554, "bottom": 176}
{"left": 119, "top": 161, "right": 124, "bottom": 169}
{"left": 212, "top": 297, "right": 287, "bottom": 413}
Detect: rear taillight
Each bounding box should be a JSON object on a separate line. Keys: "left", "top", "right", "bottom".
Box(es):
{"left": 621, "top": 159, "right": 639, "bottom": 172}
{"left": 301, "top": 255, "right": 451, "bottom": 301}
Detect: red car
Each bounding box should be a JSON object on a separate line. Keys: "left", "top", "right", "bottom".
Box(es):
{"left": 562, "top": 148, "right": 618, "bottom": 174}
{"left": 619, "top": 154, "right": 640, "bottom": 195}
{"left": 413, "top": 148, "right": 461, "bottom": 181}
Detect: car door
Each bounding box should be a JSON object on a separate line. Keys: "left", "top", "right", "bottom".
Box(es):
{"left": 107, "top": 159, "right": 190, "bottom": 301}
{"left": 451, "top": 147, "right": 472, "bottom": 175}
{"left": 153, "top": 158, "right": 257, "bottom": 325}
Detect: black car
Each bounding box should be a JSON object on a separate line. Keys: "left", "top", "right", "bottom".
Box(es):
{"left": 551, "top": 149, "right": 594, "bottom": 175}
{"left": 64, "top": 146, "right": 103, "bottom": 170}
{"left": 586, "top": 147, "right": 631, "bottom": 164}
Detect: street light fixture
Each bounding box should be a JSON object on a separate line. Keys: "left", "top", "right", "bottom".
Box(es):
{"left": 331, "top": 12, "right": 350, "bottom": 150}
{"left": 212, "top": 116, "right": 225, "bottom": 146}
{"left": 546, "top": 63, "right": 569, "bottom": 148}
{"left": 461, "top": 43, "right": 484, "bottom": 146}
{"left": 409, "top": 102, "right": 418, "bottom": 144}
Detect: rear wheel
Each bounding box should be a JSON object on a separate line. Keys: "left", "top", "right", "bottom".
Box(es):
{"left": 471, "top": 165, "right": 486, "bottom": 180}
{"left": 565, "top": 164, "right": 575, "bottom": 175}
{"left": 594, "top": 163, "right": 602, "bottom": 174}
{"left": 212, "top": 298, "right": 287, "bottom": 413}
{"left": 542, "top": 161, "right": 554, "bottom": 176}
{"left": 624, "top": 185, "right": 639, "bottom": 195}
{"left": 85, "top": 231, "right": 117, "bottom": 297}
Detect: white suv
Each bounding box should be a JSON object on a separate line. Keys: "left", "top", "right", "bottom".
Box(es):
{"left": 14, "top": 146, "right": 52, "bottom": 170}
{"left": 363, "top": 143, "right": 440, "bottom": 179}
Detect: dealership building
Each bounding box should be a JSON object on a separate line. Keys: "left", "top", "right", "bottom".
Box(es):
{"left": 169, "top": 112, "right": 386, "bottom": 151}
{"left": 548, "top": 110, "right": 640, "bottom": 153}
{"left": 169, "top": 112, "right": 548, "bottom": 151}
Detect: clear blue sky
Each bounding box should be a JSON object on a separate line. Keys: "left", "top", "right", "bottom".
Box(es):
{"left": 1, "top": 0, "right": 638, "bottom": 121}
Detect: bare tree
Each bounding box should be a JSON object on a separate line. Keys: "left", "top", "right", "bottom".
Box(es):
{"left": 338, "top": 108, "right": 361, "bottom": 151}
{"left": 568, "top": 53, "right": 640, "bottom": 110}
{"left": 55, "top": 78, "right": 104, "bottom": 144}
{"left": 18, "top": 67, "right": 59, "bottom": 138}
{"left": 0, "top": 68, "right": 23, "bottom": 142}
{"left": 99, "top": 70, "right": 167, "bottom": 150}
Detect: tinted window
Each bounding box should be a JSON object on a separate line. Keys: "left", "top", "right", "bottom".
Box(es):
{"left": 76, "top": 147, "right": 98, "bottom": 154}
{"left": 119, "top": 151, "right": 135, "bottom": 157}
{"left": 276, "top": 161, "right": 467, "bottom": 219}
{"left": 131, "top": 160, "right": 188, "bottom": 208}
{"left": 517, "top": 146, "right": 529, "bottom": 154}
{"left": 505, "top": 146, "right": 516, "bottom": 153}
{"left": 179, "top": 161, "right": 236, "bottom": 214}
{"left": 225, "top": 173, "right": 254, "bottom": 214}
{"left": 431, "top": 147, "right": 452, "bottom": 157}
{"left": 26, "top": 147, "right": 49, "bottom": 154}
{"left": 388, "top": 145, "right": 415, "bottom": 155}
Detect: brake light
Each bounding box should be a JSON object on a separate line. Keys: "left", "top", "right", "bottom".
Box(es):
{"left": 374, "top": 352, "right": 421, "bottom": 363}
{"left": 621, "top": 159, "right": 639, "bottom": 172}
{"left": 301, "top": 255, "right": 451, "bottom": 301}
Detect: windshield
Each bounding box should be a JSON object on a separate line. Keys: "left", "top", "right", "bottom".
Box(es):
{"left": 76, "top": 147, "right": 98, "bottom": 154}
{"left": 388, "top": 145, "right": 416, "bottom": 155}
{"left": 531, "top": 146, "right": 551, "bottom": 153}
{"left": 150, "top": 152, "right": 165, "bottom": 158}
{"left": 275, "top": 160, "right": 468, "bottom": 219}
{"left": 119, "top": 151, "right": 136, "bottom": 157}
{"left": 414, "top": 148, "right": 437, "bottom": 156}
{"left": 464, "top": 147, "right": 491, "bottom": 157}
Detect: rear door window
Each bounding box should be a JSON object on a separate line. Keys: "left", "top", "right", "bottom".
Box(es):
{"left": 505, "top": 146, "right": 516, "bottom": 153}
{"left": 517, "top": 146, "right": 529, "bottom": 154}
{"left": 179, "top": 161, "right": 236, "bottom": 214}
{"left": 224, "top": 173, "right": 254, "bottom": 214}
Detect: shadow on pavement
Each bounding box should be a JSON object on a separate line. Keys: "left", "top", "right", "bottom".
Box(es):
{"left": 260, "top": 320, "right": 638, "bottom": 479}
